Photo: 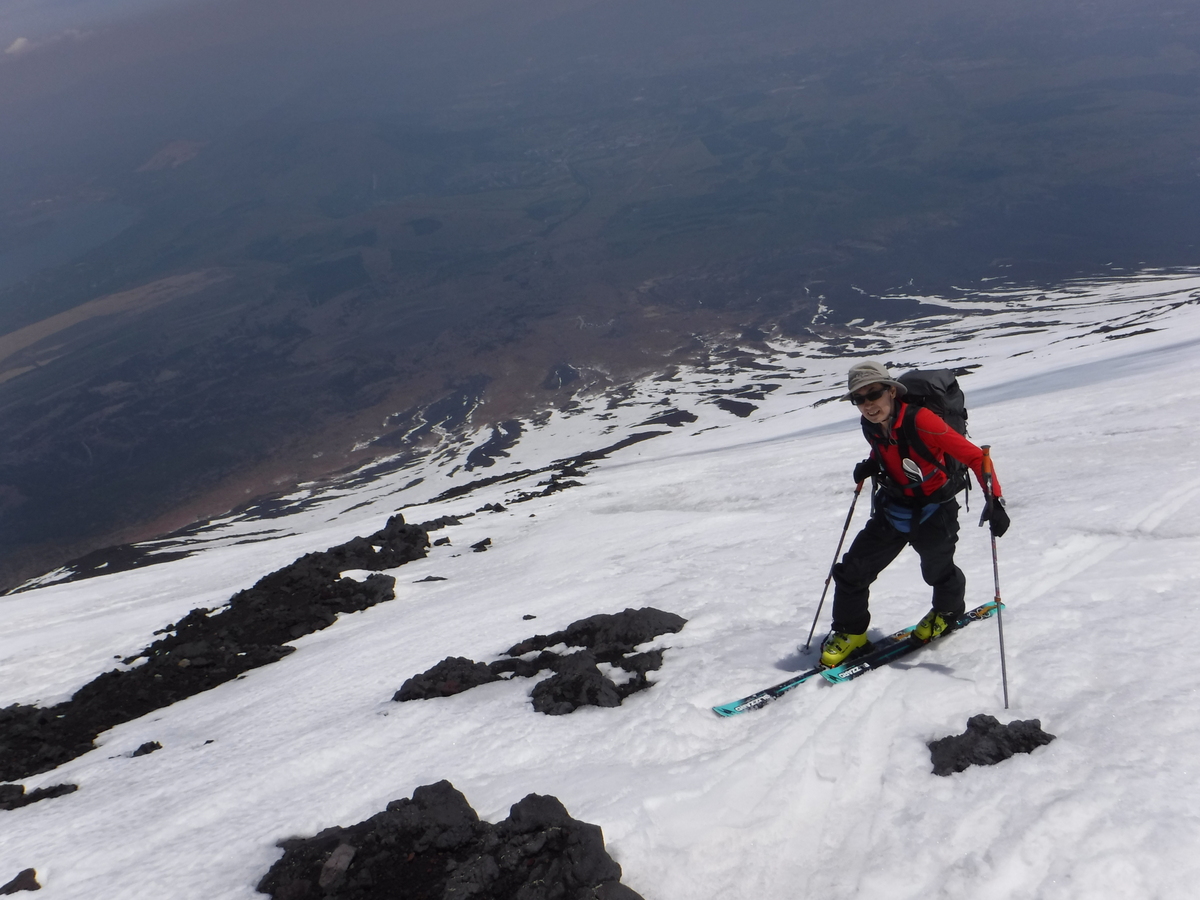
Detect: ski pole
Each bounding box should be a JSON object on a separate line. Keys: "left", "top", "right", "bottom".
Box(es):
{"left": 803, "top": 480, "right": 866, "bottom": 652}
{"left": 980, "top": 446, "right": 1010, "bottom": 709}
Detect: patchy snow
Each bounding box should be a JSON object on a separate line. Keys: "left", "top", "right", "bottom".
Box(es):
{"left": 3, "top": 271, "right": 1200, "bottom": 898}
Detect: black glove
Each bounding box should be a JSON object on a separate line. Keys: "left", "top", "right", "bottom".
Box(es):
{"left": 853, "top": 458, "right": 879, "bottom": 484}
{"left": 979, "top": 497, "right": 1010, "bottom": 537}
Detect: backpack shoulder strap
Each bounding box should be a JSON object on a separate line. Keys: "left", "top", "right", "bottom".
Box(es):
{"left": 898, "top": 407, "right": 947, "bottom": 475}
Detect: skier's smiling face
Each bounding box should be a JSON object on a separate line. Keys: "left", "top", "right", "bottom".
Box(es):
{"left": 851, "top": 383, "right": 896, "bottom": 425}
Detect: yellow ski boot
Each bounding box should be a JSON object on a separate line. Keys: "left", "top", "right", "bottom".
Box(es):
{"left": 820, "top": 631, "right": 869, "bottom": 668}
{"left": 913, "top": 609, "right": 950, "bottom": 642}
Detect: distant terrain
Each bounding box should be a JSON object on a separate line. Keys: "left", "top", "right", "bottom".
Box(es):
{"left": 1, "top": 0, "right": 1199, "bottom": 587}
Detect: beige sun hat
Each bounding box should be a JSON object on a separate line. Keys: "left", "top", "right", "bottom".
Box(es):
{"left": 840, "top": 361, "right": 907, "bottom": 401}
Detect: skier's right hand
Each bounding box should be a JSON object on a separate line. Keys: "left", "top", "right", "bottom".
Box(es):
{"left": 853, "top": 458, "right": 879, "bottom": 484}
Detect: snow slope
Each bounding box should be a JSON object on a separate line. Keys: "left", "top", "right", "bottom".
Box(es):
{"left": 3, "top": 271, "right": 1200, "bottom": 899}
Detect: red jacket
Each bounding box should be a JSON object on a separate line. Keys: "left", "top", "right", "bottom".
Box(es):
{"left": 866, "top": 403, "right": 1002, "bottom": 500}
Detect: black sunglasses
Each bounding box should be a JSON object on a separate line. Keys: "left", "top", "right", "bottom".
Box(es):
{"left": 850, "top": 386, "right": 890, "bottom": 406}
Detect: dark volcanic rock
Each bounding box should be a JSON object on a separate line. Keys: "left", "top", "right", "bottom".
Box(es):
{"left": 0, "top": 783, "right": 78, "bottom": 811}
{"left": 712, "top": 397, "right": 757, "bottom": 418}
{"left": 616, "top": 649, "right": 666, "bottom": 679}
{"left": 420, "top": 514, "right": 472, "bottom": 530}
{"left": 488, "top": 650, "right": 562, "bottom": 680}
{"left": 928, "top": 714, "right": 1056, "bottom": 776}
{"left": 0, "top": 785, "right": 21, "bottom": 809}
{"left": 429, "top": 431, "right": 672, "bottom": 508}
{"left": 396, "top": 607, "right": 687, "bottom": 715}
{"left": 506, "top": 607, "right": 687, "bottom": 659}
{"left": 0, "top": 869, "right": 40, "bottom": 894}
{"left": 637, "top": 408, "right": 698, "bottom": 428}
{"left": 510, "top": 475, "right": 583, "bottom": 503}
{"left": 132, "top": 741, "right": 162, "bottom": 757}
{"left": 394, "top": 657, "right": 501, "bottom": 701}
{"left": 0, "top": 515, "right": 428, "bottom": 783}
{"left": 559, "top": 432, "right": 669, "bottom": 468}
{"left": 530, "top": 651, "right": 622, "bottom": 715}
{"left": 465, "top": 421, "right": 523, "bottom": 472}
{"left": 36, "top": 543, "right": 192, "bottom": 587}
{"left": 256, "top": 780, "right": 643, "bottom": 900}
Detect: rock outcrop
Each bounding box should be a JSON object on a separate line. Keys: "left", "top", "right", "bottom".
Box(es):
{"left": 257, "top": 780, "right": 643, "bottom": 900}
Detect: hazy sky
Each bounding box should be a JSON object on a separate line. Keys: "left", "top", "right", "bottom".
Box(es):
{"left": 0, "top": 0, "right": 198, "bottom": 48}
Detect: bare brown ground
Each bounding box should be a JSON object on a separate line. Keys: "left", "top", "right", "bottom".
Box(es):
{"left": 34, "top": 301, "right": 745, "bottom": 566}
{"left": 0, "top": 270, "right": 231, "bottom": 383}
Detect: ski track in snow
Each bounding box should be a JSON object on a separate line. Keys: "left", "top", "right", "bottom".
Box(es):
{"left": 3, "top": 271, "right": 1200, "bottom": 898}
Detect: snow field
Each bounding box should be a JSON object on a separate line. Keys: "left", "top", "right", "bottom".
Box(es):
{"left": 2, "top": 272, "right": 1200, "bottom": 898}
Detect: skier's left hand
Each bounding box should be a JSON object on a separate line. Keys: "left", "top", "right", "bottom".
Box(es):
{"left": 979, "top": 497, "right": 1010, "bottom": 537}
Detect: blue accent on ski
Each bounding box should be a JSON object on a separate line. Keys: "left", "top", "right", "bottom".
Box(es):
{"left": 711, "top": 665, "right": 826, "bottom": 717}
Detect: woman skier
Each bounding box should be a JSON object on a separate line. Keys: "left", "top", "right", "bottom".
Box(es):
{"left": 821, "top": 361, "right": 1011, "bottom": 668}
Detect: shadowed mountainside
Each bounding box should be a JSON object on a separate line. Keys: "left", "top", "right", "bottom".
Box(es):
{"left": 2, "top": 0, "right": 1199, "bottom": 586}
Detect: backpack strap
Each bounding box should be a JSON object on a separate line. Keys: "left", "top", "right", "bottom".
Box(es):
{"left": 895, "top": 407, "right": 968, "bottom": 503}
{"left": 898, "top": 410, "right": 947, "bottom": 477}
{"left": 861, "top": 409, "right": 919, "bottom": 508}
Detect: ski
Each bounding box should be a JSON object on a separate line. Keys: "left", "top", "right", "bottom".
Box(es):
{"left": 820, "top": 601, "right": 1002, "bottom": 684}
{"left": 711, "top": 601, "right": 1002, "bottom": 716}
{"left": 711, "top": 665, "right": 827, "bottom": 717}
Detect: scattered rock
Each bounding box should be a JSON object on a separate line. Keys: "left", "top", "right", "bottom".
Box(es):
{"left": 32, "top": 543, "right": 192, "bottom": 588}
{"left": 478, "top": 502, "right": 507, "bottom": 513}
{"left": 510, "top": 475, "right": 583, "bottom": 503}
{"left": 637, "top": 408, "right": 698, "bottom": 428}
{"left": 430, "top": 432, "right": 671, "bottom": 508}
{"left": 413, "top": 575, "right": 447, "bottom": 582}
{"left": 318, "top": 843, "right": 356, "bottom": 889}
{"left": 433, "top": 537, "right": 451, "bottom": 546}
{"left": 465, "top": 421, "right": 523, "bottom": 472}
{"left": 396, "top": 607, "right": 686, "bottom": 715}
{"left": 132, "top": 741, "right": 162, "bottom": 757}
{"left": 470, "top": 538, "right": 492, "bottom": 552}
{"left": 0, "top": 868, "right": 39, "bottom": 894}
{"left": 506, "top": 607, "right": 687, "bottom": 658}
{"left": 256, "top": 780, "right": 642, "bottom": 900}
{"left": 713, "top": 397, "right": 757, "bottom": 417}
{"left": 531, "top": 651, "right": 622, "bottom": 715}
{"left": 928, "top": 714, "right": 1056, "bottom": 776}
{"left": 0, "top": 515, "right": 428, "bottom": 783}
{"left": 394, "top": 657, "right": 501, "bottom": 701}
{"left": 420, "top": 514, "right": 472, "bottom": 530}
{"left": 522, "top": 614, "right": 537, "bottom": 620}
{"left": 617, "top": 649, "right": 666, "bottom": 678}
{"left": 0, "top": 783, "right": 78, "bottom": 811}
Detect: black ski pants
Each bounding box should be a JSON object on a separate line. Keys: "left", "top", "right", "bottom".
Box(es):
{"left": 830, "top": 499, "right": 965, "bottom": 635}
